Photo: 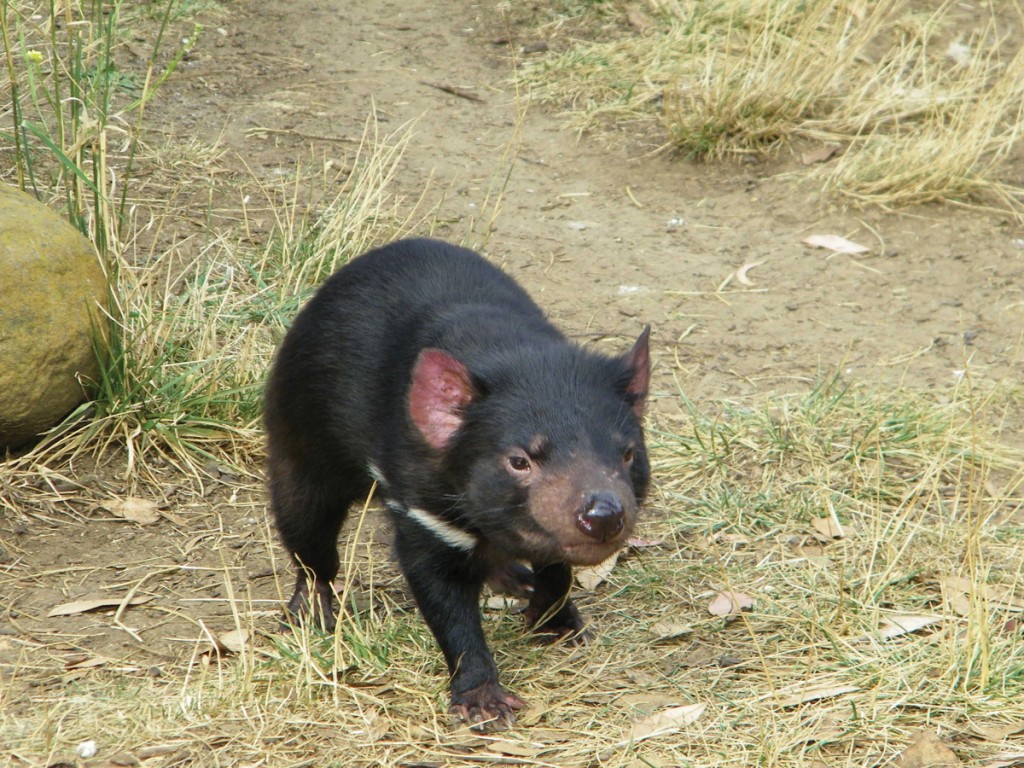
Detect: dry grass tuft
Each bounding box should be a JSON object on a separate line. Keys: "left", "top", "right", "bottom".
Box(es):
{"left": 2, "top": 0, "right": 411, "bottom": 480}
{"left": 5, "top": 115, "right": 411, "bottom": 488}
{"left": 822, "top": 38, "right": 1024, "bottom": 210}
{"left": 518, "top": 0, "right": 1024, "bottom": 213}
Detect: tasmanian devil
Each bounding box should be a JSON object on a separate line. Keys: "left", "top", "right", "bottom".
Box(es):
{"left": 264, "top": 237, "right": 650, "bottom": 729}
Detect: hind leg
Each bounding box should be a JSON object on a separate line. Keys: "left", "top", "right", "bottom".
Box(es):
{"left": 269, "top": 456, "right": 367, "bottom": 630}
{"left": 486, "top": 560, "right": 536, "bottom": 599}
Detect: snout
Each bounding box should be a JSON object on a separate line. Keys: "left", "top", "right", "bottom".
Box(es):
{"left": 575, "top": 492, "right": 626, "bottom": 542}
{"left": 518, "top": 460, "right": 640, "bottom": 565}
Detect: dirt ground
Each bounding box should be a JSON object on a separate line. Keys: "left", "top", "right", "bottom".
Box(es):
{"left": 148, "top": 0, "right": 1024, "bottom": 404}
{"left": 2, "top": 0, "right": 1024, "bottom": 756}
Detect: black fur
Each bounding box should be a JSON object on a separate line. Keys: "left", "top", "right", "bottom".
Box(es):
{"left": 264, "top": 238, "right": 650, "bottom": 729}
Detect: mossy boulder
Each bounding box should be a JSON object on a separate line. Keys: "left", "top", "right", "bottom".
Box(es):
{"left": 0, "top": 185, "right": 109, "bottom": 451}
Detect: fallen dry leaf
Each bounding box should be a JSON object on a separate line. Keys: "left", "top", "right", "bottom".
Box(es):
{"left": 802, "top": 234, "right": 870, "bottom": 255}
{"left": 877, "top": 614, "right": 942, "bottom": 641}
{"left": 895, "top": 728, "right": 961, "bottom": 768}
{"left": 980, "top": 754, "right": 1024, "bottom": 768}
{"left": 708, "top": 590, "right": 755, "bottom": 617}
{"left": 629, "top": 703, "right": 707, "bottom": 742}
{"left": 735, "top": 260, "right": 765, "bottom": 286}
{"left": 626, "top": 5, "right": 656, "bottom": 32}
{"left": 215, "top": 628, "right": 249, "bottom": 654}
{"left": 940, "top": 575, "right": 1024, "bottom": 612}
{"left": 811, "top": 516, "right": 846, "bottom": 540}
{"left": 483, "top": 595, "right": 522, "bottom": 610}
{"left": 775, "top": 683, "right": 860, "bottom": 708}
{"left": 102, "top": 497, "right": 160, "bottom": 525}
{"left": 49, "top": 595, "right": 153, "bottom": 617}
{"left": 619, "top": 692, "right": 684, "bottom": 716}
{"left": 626, "top": 536, "right": 665, "bottom": 549}
{"left": 971, "top": 722, "right": 1024, "bottom": 742}
{"left": 649, "top": 620, "right": 694, "bottom": 641}
{"left": 939, "top": 575, "right": 975, "bottom": 595}
{"left": 576, "top": 551, "right": 619, "bottom": 590}
{"left": 489, "top": 741, "right": 545, "bottom": 758}
{"left": 801, "top": 144, "right": 842, "bottom": 165}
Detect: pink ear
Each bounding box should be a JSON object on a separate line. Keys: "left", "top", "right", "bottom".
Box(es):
{"left": 625, "top": 326, "right": 651, "bottom": 420}
{"left": 409, "top": 349, "right": 475, "bottom": 451}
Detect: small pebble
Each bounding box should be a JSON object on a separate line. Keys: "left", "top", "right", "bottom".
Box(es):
{"left": 76, "top": 740, "right": 98, "bottom": 759}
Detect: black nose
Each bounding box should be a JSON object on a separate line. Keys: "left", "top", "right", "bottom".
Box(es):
{"left": 575, "top": 493, "right": 625, "bottom": 542}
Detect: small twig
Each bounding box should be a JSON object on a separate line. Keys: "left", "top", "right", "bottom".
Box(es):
{"left": 625, "top": 185, "right": 644, "bottom": 208}
{"left": 418, "top": 80, "right": 485, "bottom": 102}
{"left": 113, "top": 566, "right": 178, "bottom": 641}
{"left": 244, "top": 126, "right": 361, "bottom": 143}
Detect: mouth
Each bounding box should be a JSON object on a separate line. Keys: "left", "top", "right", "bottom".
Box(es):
{"left": 560, "top": 540, "right": 626, "bottom": 566}
{"left": 507, "top": 522, "right": 631, "bottom": 565}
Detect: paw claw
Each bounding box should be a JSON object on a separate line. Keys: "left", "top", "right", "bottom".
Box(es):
{"left": 451, "top": 683, "right": 526, "bottom": 731}
{"left": 525, "top": 600, "right": 588, "bottom": 644}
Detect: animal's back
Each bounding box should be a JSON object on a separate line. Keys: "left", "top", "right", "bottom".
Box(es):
{"left": 264, "top": 238, "right": 556, "bottom": 471}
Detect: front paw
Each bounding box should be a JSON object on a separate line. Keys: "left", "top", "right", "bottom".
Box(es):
{"left": 283, "top": 579, "right": 337, "bottom": 632}
{"left": 525, "top": 601, "right": 590, "bottom": 645}
{"left": 451, "top": 682, "right": 526, "bottom": 731}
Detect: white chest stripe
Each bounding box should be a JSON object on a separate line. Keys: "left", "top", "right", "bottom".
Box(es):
{"left": 371, "top": 465, "right": 477, "bottom": 551}
{"left": 405, "top": 506, "right": 479, "bottom": 552}
{"left": 367, "top": 463, "right": 387, "bottom": 486}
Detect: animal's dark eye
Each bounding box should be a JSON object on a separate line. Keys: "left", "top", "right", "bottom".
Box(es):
{"left": 507, "top": 454, "right": 531, "bottom": 474}
{"left": 622, "top": 447, "right": 635, "bottom": 466}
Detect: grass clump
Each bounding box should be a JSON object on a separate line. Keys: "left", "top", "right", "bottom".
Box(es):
{"left": 22, "top": 117, "right": 412, "bottom": 482}
{"left": 2, "top": 0, "right": 411, "bottom": 477}
{"left": 630, "top": 377, "right": 1024, "bottom": 765}
{"left": 1, "top": 0, "right": 199, "bottom": 251}
{"left": 518, "top": 0, "right": 1024, "bottom": 212}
